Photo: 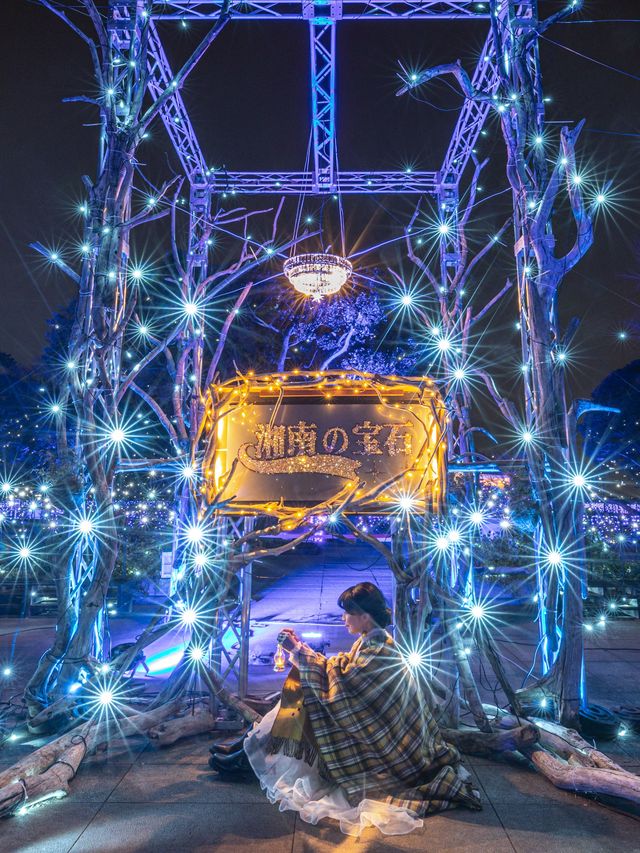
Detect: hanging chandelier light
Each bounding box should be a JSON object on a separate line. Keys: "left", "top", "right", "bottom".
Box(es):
{"left": 283, "top": 253, "right": 352, "bottom": 300}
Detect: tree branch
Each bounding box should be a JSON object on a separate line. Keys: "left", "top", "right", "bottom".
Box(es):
{"left": 319, "top": 327, "right": 355, "bottom": 371}
{"left": 471, "top": 278, "right": 513, "bottom": 326}
{"left": 396, "top": 59, "right": 493, "bottom": 101}
{"left": 30, "top": 242, "right": 80, "bottom": 284}
{"left": 128, "top": 381, "right": 180, "bottom": 448}
{"left": 478, "top": 371, "right": 520, "bottom": 429}
{"left": 204, "top": 282, "right": 254, "bottom": 388}
{"left": 462, "top": 216, "right": 511, "bottom": 286}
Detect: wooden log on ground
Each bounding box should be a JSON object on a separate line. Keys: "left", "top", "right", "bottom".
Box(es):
{"left": 527, "top": 745, "right": 640, "bottom": 805}
{"left": 441, "top": 724, "right": 539, "bottom": 756}
{"left": 0, "top": 722, "right": 92, "bottom": 791}
{"left": 85, "top": 699, "right": 184, "bottom": 752}
{"left": 147, "top": 706, "right": 217, "bottom": 747}
{"left": 536, "top": 729, "right": 594, "bottom": 767}
{"left": 484, "top": 706, "right": 629, "bottom": 771}
{"left": 458, "top": 701, "right": 640, "bottom": 806}
{"left": 534, "top": 719, "right": 626, "bottom": 772}
{"left": 3, "top": 700, "right": 182, "bottom": 786}
{"left": 28, "top": 679, "right": 149, "bottom": 734}
{"left": 0, "top": 740, "right": 87, "bottom": 818}
{"left": 27, "top": 692, "right": 87, "bottom": 734}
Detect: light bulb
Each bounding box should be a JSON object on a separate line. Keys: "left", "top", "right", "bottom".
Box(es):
{"left": 98, "top": 689, "right": 114, "bottom": 706}
{"left": 406, "top": 651, "right": 423, "bottom": 668}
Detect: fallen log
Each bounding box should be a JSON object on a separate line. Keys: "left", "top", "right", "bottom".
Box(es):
{"left": 0, "top": 699, "right": 183, "bottom": 818}
{"left": 147, "top": 705, "right": 217, "bottom": 747}
{"left": 533, "top": 719, "right": 627, "bottom": 773}
{"left": 0, "top": 740, "right": 87, "bottom": 818}
{"left": 526, "top": 745, "right": 640, "bottom": 805}
{"left": 441, "top": 724, "right": 539, "bottom": 756}
{"left": 27, "top": 679, "right": 149, "bottom": 734}
{"left": 459, "top": 703, "right": 640, "bottom": 807}
{"left": 0, "top": 723, "right": 92, "bottom": 791}
{"left": 27, "top": 692, "right": 88, "bottom": 734}
{"left": 535, "top": 728, "right": 594, "bottom": 767}
{"left": 85, "top": 700, "right": 184, "bottom": 752}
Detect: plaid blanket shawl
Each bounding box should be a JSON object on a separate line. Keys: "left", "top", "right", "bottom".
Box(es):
{"left": 275, "top": 629, "right": 481, "bottom": 817}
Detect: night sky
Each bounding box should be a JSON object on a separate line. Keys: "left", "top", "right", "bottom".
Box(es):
{"left": 1, "top": 1, "right": 639, "bottom": 400}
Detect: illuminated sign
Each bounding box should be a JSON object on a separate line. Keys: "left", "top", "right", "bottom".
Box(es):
{"left": 202, "top": 372, "right": 447, "bottom": 517}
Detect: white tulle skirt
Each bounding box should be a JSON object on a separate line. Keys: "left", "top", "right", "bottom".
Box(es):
{"left": 244, "top": 702, "right": 424, "bottom": 837}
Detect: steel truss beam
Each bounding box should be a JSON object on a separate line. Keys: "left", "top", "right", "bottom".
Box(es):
{"left": 204, "top": 169, "right": 438, "bottom": 194}
{"left": 308, "top": 13, "right": 337, "bottom": 191}
{"left": 147, "top": 20, "right": 207, "bottom": 177}
{"left": 441, "top": 31, "right": 498, "bottom": 185}
{"left": 151, "top": 2, "right": 491, "bottom": 20}
{"left": 146, "top": 1, "right": 494, "bottom": 196}
{"left": 211, "top": 518, "right": 254, "bottom": 697}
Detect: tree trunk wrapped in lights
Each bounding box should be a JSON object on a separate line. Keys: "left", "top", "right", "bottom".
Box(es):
{"left": 25, "top": 0, "right": 231, "bottom": 716}
{"left": 399, "top": 0, "right": 610, "bottom": 726}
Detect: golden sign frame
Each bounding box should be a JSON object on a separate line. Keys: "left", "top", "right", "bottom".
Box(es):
{"left": 200, "top": 371, "right": 447, "bottom": 520}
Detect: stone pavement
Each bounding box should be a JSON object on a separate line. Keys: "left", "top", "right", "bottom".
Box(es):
{"left": 1, "top": 548, "right": 640, "bottom": 851}
{"left": 0, "top": 728, "right": 639, "bottom": 853}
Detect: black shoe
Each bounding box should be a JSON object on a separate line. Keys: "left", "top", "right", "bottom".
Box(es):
{"left": 208, "top": 749, "right": 254, "bottom": 778}
{"left": 209, "top": 731, "right": 247, "bottom": 756}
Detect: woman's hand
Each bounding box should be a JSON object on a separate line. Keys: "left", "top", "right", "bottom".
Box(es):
{"left": 277, "top": 628, "right": 299, "bottom": 651}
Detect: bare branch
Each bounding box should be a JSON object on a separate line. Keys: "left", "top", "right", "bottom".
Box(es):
{"left": 270, "top": 197, "right": 286, "bottom": 244}
{"left": 320, "top": 327, "right": 355, "bottom": 371}
{"left": 558, "top": 122, "right": 594, "bottom": 273}
{"left": 116, "top": 327, "right": 182, "bottom": 404}
{"left": 116, "top": 457, "right": 183, "bottom": 472}
{"left": 459, "top": 155, "right": 489, "bottom": 232}
{"left": 404, "top": 208, "right": 439, "bottom": 294}
{"left": 342, "top": 517, "right": 411, "bottom": 584}
{"left": 204, "top": 282, "right": 254, "bottom": 388}
{"left": 62, "top": 95, "right": 102, "bottom": 107}
{"left": 128, "top": 381, "right": 180, "bottom": 448}
{"left": 478, "top": 371, "right": 520, "bottom": 430}
{"left": 461, "top": 216, "right": 511, "bottom": 288}
{"left": 122, "top": 177, "right": 180, "bottom": 230}
{"left": 471, "top": 278, "right": 513, "bottom": 326}
{"left": 81, "top": 0, "right": 108, "bottom": 59}
{"left": 39, "top": 1, "right": 105, "bottom": 90}
{"left": 396, "top": 59, "right": 493, "bottom": 101}
{"left": 30, "top": 242, "right": 80, "bottom": 285}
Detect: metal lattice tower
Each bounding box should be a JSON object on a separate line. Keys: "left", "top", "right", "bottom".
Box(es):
{"left": 143, "top": 1, "right": 503, "bottom": 692}
{"left": 147, "top": 2, "right": 498, "bottom": 203}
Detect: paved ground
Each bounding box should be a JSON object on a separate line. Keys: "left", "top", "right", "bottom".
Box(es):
{"left": 0, "top": 728, "right": 639, "bottom": 853}
{"left": 1, "top": 543, "right": 639, "bottom": 851}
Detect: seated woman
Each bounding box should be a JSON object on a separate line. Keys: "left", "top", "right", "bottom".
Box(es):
{"left": 210, "top": 582, "right": 481, "bottom": 836}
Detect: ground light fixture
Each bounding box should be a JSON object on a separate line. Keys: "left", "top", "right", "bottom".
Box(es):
{"left": 283, "top": 253, "right": 352, "bottom": 300}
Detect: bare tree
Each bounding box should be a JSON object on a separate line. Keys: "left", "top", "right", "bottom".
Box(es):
{"left": 401, "top": 156, "right": 512, "bottom": 467}
{"left": 25, "top": 0, "right": 231, "bottom": 716}
{"left": 399, "top": 0, "right": 610, "bottom": 724}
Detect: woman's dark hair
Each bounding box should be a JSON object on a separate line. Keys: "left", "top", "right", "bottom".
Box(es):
{"left": 338, "top": 582, "right": 392, "bottom": 628}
